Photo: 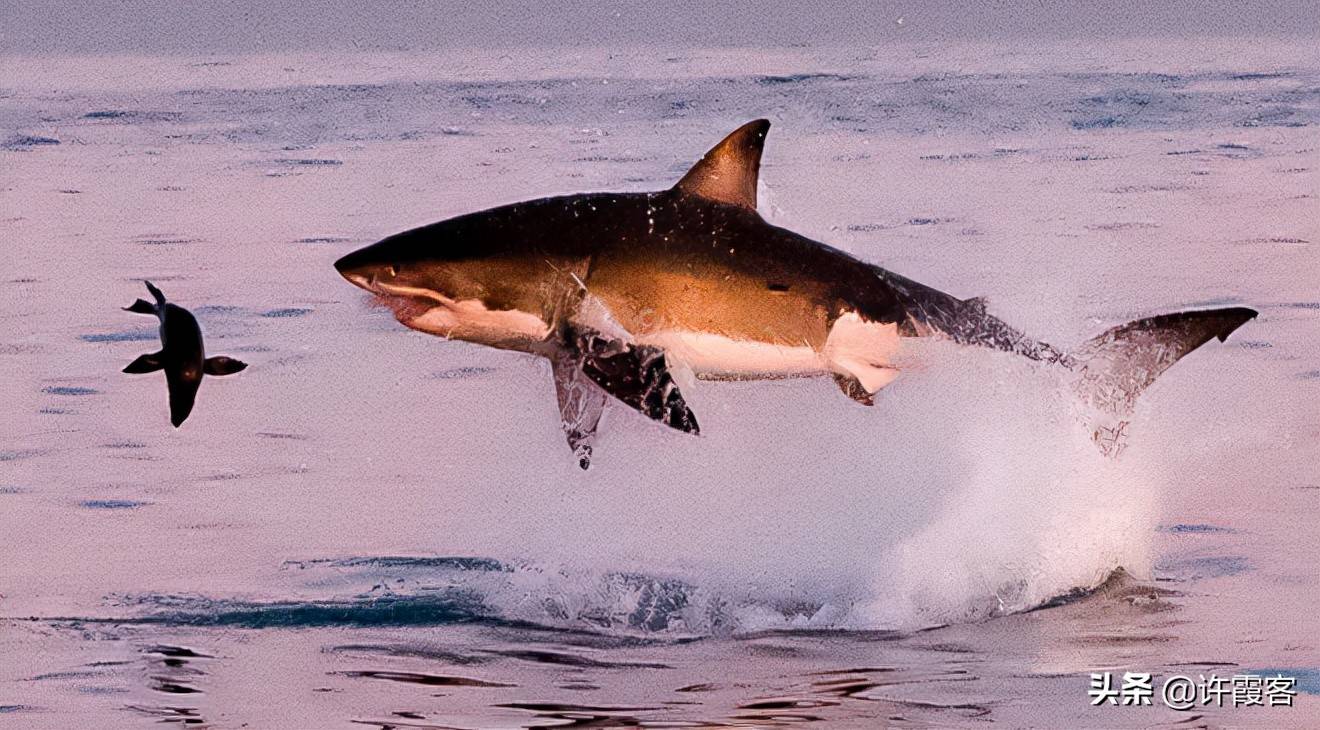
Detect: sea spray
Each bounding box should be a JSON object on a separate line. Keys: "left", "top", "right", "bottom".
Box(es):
{"left": 359, "top": 341, "right": 1165, "bottom": 634}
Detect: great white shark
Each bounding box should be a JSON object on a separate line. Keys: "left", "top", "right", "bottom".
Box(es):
{"left": 335, "top": 120, "right": 1256, "bottom": 468}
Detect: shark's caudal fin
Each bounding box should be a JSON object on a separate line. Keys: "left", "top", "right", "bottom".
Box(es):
{"left": 1070, "top": 306, "right": 1257, "bottom": 455}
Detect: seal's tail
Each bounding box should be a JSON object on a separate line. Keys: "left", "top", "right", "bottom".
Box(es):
{"left": 1070, "top": 307, "right": 1257, "bottom": 455}
{"left": 144, "top": 280, "right": 166, "bottom": 305}
{"left": 124, "top": 281, "right": 167, "bottom": 314}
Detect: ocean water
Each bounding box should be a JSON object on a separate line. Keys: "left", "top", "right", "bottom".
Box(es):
{"left": 1, "top": 39, "right": 1318, "bottom": 727}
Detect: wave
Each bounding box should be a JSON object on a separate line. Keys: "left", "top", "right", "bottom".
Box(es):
{"left": 17, "top": 340, "right": 1174, "bottom": 637}
{"left": 7, "top": 64, "right": 1317, "bottom": 154}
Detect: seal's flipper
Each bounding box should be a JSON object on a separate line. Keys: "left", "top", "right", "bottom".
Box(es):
{"left": 123, "top": 352, "right": 165, "bottom": 374}
{"left": 124, "top": 299, "right": 157, "bottom": 315}
{"left": 1072, "top": 306, "right": 1257, "bottom": 455}
{"left": 551, "top": 352, "right": 608, "bottom": 469}
{"left": 203, "top": 356, "right": 248, "bottom": 376}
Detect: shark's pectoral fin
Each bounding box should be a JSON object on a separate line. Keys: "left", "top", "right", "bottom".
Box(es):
{"left": 550, "top": 352, "right": 608, "bottom": 469}
{"left": 558, "top": 294, "right": 698, "bottom": 453}
{"left": 124, "top": 351, "right": 165, "bottom": 374}
{"left": 569, "top": 329, "right": 700, "bottom": 436}
{"left": 203, "top": 356, "right": 248, "bottom": 376}
{"left": 546, "top": 327, "right": 699, "bottom": 469}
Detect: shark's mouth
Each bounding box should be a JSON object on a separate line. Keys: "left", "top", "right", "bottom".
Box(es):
{"left": 371, "top": 282, "right": 552, "bottom": 346}
{"left": 362, "top": 281, "right": 457, "bottom": 328}
{"left": 366, "top": 290, "right": 435, "bottom": 325}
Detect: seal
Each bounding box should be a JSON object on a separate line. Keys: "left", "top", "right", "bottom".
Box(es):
{"left": 122, "top": 281, "right": 247, "bottom": 427}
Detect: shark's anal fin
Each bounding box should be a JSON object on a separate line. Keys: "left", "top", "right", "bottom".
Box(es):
{"left": 673, "top": 119, "right": 770, "bottom": 210}
{"left": 1072, "top": 306, "right": 1257, "bottom": 455}
{"left": 124, "top": 351, "right": 164, "bottom": 374}
{"left": 551, "top": 352, "right": 608, "bottom": 469}
{"left": 572, "top": 330, "right": 700, "bottom": 437}
{"left": 204, "top": 356, "right": 248, "bottom": 376}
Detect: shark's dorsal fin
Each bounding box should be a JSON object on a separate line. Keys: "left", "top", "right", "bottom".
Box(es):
{"left": 673, "top": 119, "right": 770, "bottom": 211}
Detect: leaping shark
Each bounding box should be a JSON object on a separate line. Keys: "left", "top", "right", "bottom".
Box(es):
{"left": 335, "top": 120, "right": 1255, "bottom": 468}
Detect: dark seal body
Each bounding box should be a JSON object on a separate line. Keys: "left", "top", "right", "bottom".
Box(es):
{"left": 123, "top": 281, "right": 247, "bottom": 427}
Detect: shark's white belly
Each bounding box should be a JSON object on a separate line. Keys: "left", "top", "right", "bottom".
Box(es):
{"left": 385, "top": 282, "right": 902, "bottom": 393}
{"left": 642, "top": 330, "right": 824, "bottom": 379}
{"left": 642, "top": 313, "right": 902, "bottom": 391}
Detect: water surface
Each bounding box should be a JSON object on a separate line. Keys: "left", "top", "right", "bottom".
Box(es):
{"left": 1, "top": 40, "right": 1317, "bottom": 727}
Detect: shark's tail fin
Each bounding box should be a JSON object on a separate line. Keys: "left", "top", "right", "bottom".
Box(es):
{"left": 1070, "top": 307, "right": 1257, "bottom": 456}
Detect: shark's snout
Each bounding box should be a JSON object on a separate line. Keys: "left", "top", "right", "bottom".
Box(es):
{"left": 335, "top": 248, "right": 388, "bottom": 292}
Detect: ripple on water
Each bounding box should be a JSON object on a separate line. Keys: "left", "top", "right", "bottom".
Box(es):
{"left": 42, "top": 386, "right": 100, "bottom": 396}
{"left": 283, "top": 555, "right": 510, "bottom": 572}
{"left": 126, "top": 645, "right": 211, "bottom": 725}
{"left": 260, "top": 307, "right": 312, "bottom": 318}
{"left": 481, "top": 648, "right": 673, "bottom": 669}
{"left": 119, "top": 591, "right": 494, "bottom": 629}
{"left": 1155, "top": 555, "right": 1251, "bottom": 580}
{"left": 430, "top": 366, "right": 498, "bottom": 379}
{"left": 133, "top": 235, "right": 200, "bottom": 246}
{"left": 2, "top": 134, "right": 60, "bottom": 150}
{"left": 1158, "top": 523, "right": 1235, "bottom": 534}
{"left": 329, "top": 643, "right": 487, "bottom": 666}
{"left": 80, "top": 499, "right": 149, "bottom": 510}
{"left": 338, "top": 670, "right": 515, "bottom": 688}
{"left": 0, "top": 449, "right": 44, "bottom": 462}
{"left": 80, "top": 330, "right": 157, "bottom": 343}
